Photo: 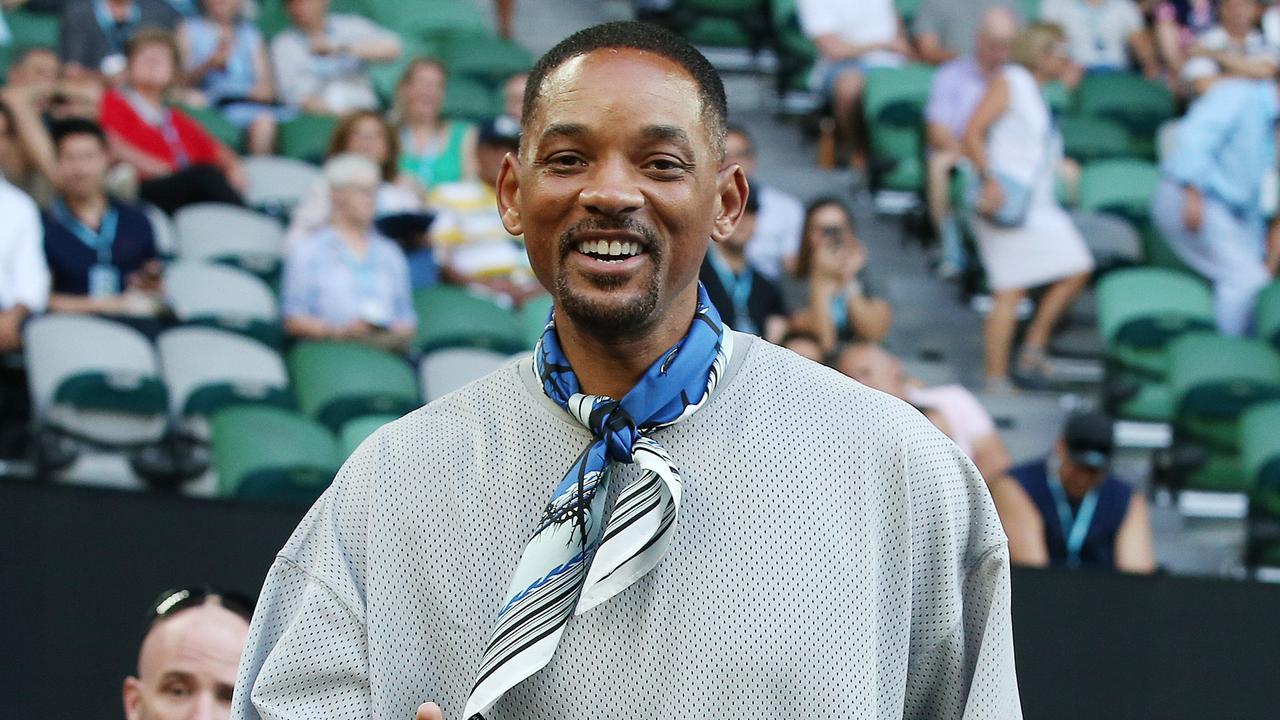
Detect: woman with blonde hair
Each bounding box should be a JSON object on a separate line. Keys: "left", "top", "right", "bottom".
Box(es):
{"left": 393, "top": 58, "right": 477, "bottom": 190}
{"left": 963, "top": 22, "right": 1094, "bottom": 392}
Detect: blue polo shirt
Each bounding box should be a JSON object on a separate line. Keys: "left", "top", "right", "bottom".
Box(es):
{"left": 42, "top": 199, "right": 157, "bottom": 296}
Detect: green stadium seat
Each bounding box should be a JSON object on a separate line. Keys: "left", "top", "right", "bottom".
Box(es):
{"left": 441, "top": 33, "right": 534, "bottom": 86}
{"left": 1060, "top": 115, "right": 1130, "bottom": 163}
{"left": 367, "top": 0, "right": 488, "bottom": 44}
{"left": 1097, "top": 268, "right": 1215, "bottom": 421}
{"left": 1256, "top": 281, "right": 1280, "bottom": 351}
{"left": 1169, "top": 333, "right": 1280, "bottom": 491}
{"left": 769, "top": 0, "right": 817, "bottom": 93}
{"left": 278, "top": 113, "right": 339, "bottom": 164}
{"left": 5, "top": 10, "right": 60, "bottom": 48}
{"left": 895, "top": 0, "right": 921, "bottom": 24}
{"left": 1041, "top": 81, "right": 1072, "bottom": 115}
{"left": 1078, "top": 159, "right": 1160, "bottom": 227}
{"left": 1075, "top": 74, "right": 1174, "bottom": 157}
{"left": 338, "top": 413, "right": 399, "bottom": 458}
{"left": 443, "top": 76, "right": 499, "bottom": 122}
{"left": 518, "top": 293, "right": 553, "bottom": 350}
{"left": 256, "top": 0, "right": 376, "bottom": 37}
{"left": 863, "top": 63, "right": 936, "bottom": 192}
{"left": 211, "top": 406, "right": 340, "bottom": 505}
{"left": 413, "top": 285, "right": 526, "bottom": 353}
{"left": 288, "top": 341, "right": 421, "bottom": 431}
{"left": 178, "top": 104, "right": 243, "bottom": 152}
{"left": 671, "top": 0, "right": 771, "bottom": 51}
{"left": 1242, "top": 402, "right": 1280, "bottom": 565}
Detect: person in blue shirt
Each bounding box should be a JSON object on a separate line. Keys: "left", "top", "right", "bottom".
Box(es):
{"left": 994, "top": 410, "right": 1156, "bottom": 573}
{"left": 698, "top": 190, "right": 788, "bottom": 343}
{"left": 1152, "top": 78, "right": 1279, "bottom": 337}
{"left": 282, "top": 153, "right": 417, "bottom": 354}
{"left": 41, "top": 118, "right": 163, "bottom": 319}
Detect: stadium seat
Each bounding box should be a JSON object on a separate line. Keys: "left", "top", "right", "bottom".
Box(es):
{"left": 518, "top": 293, "right": 553, "bottom": 349}
{"left": 23, "top": 314, "right": 168, "bottom": 448}
{"left": 172, "top": 203, "right": 285, "bottom": 282}
{"left": 414, "top": 285, "right": 526, "bottom": 353}
{"left": 1255, "top": 281, "right": 1280, "bottom": 351}
{"left": 1075, "top": 73, "right": 1174, "bottom": 157}
{"left": 1068, "top": 211, "right": 1142, "bottom": 269}
{"left": 1097, "top": 268, "right": 1215, "bottom": 421}
{"left": 288, "top": 341, "right": 421, "bottom": 430}
{"left": 443, "top": 76, "right": 500, "bottom": 122}
{"left": 5, "top": 10, "right": 60, "bottom": 48}
{"left": 440, "top": 33, "right": 534, "bottom": 86}
{"left": 142, "top": 203, "right": 178, "bottom": 258}
{"left": 670, "top": 0, "right": 771, "bottom": 51}
{"left": 1169, "top": 333, "right": 1280, "bottom": 491}
{"left": 367, "top": 0, "right": 488, "bottom": 43}
{"left": 178, "top": 104, "right": 243, "bottom": 152}
{"left": 1241, "top": 402, "right": 1280, "bottom": 565}
{"left": 243, "top": 156, "right": 323, "bottom": 212}
{"left": 278, "top": 113, "right": 339, "bottom": 163}
{"left": 769, "top": 0, "right": 817, "bottom": 93}
{"left": 1060, "top": 115, "right": 1131, "bottom": 163}
{"left": 419, "top": 347, "right": 509, "bottom": 401}
{"left": 165, "top": 261, "right": 283, "bottom": 347}
{"left": 338, "top": 413, "right": 399, "bottom": 457}
{"left": 210, "top": 406, "right": 340, "bottom": 505}
{"left": 1077, "top": 159, "right": 1160, "bottom": 227}
{"left": 1041, "top": 81, "right": 1071, "bottom": 115}
{"left": 255, "top": 0, "right": 376, "bottom": 37}
{"left": 862, "top": 64, "right": 936, "bottom": 192}
{"left": 157, "top": 327, "right": 291, "bottom": 433}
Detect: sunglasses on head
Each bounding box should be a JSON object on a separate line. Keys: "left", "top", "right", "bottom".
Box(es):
{"left": 147, "top": 585, "right": 256, "bottom": 626}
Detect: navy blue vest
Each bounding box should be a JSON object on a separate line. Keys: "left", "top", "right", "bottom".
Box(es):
{"left": 1011, "top": 458, "right": 1134, "bottom": 570}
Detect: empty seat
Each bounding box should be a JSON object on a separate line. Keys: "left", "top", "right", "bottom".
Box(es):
{"left": 1060, "top": 115, "right": 1131, "bottom": 163}
{"left": 173, "top": 203, "right": 285, "bottom": 281}
{"left": 1256, "top": 281, "right": 1280, "bottom": 351}
{"left": 157, "top": 327, "right": 291, "bottom": 434}
{"left": 414, "top": 285, "right": 526, "bottom": 353}
{"left": 277, "top": 113, "right": 340, "bottom": 164}
{"left": 210, "top": 406, "right": 340, "bottom": 505}
{"left": 1242, "top": 402, "right": 1280, "bottom": 566}
{"left": 338, "top": 413, "right": 400, "bottom": 458}
{"left": 164, "top": 261, "right": 282, "bottom": 347}
{"left": 143, "top": 203, "right": 178, "bottom": 258}
{"left": 288, "top": 341, "right": 421, "bottom": 430}
{"left": 243, "top": 156, "right": 323, "bottom": 211}
{"left": 1078, "top": 159, "right": 1160, "bottom": 227}
{"left": 420, "top": 347, "right": 510, "bottom": 401}
{"left": 1075, "top": 73, "right": 1174, "bottom": 157}
{"left": 862, "top": 64, "right": 936, "bottom": 192}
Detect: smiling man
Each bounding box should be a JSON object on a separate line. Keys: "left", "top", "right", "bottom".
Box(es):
{"left": 232, "top": 22, "right": 1020, "bottom": 720}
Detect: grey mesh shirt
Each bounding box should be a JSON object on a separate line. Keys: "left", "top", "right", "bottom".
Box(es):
{"left": 232, "top": 333, "right": 1022, "bottom": 719}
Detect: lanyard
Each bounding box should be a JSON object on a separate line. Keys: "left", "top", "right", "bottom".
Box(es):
{"left": 53, "top": 199, "right": 119, "bottom": 266}
{"left": 706, "top": 248, "right": 756, "bottom": 334}
{"left": 401, "top": 126, "right": 443, "bottom": 187}
{"left": 337, "top": 233, "right": 379, "bottom": 296}
{"left": 1045, "top": 456, "right": 1099, "bottom": 568}
{"left": 160, "top": 109, "right": 190, "bottom": 168}
{"left": 94, "top": 0, "right": 141, "bottom": 56}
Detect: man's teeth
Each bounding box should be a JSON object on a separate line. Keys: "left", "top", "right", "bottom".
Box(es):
{"left": 576, "top": 239, "right": 642, "bottom": 257}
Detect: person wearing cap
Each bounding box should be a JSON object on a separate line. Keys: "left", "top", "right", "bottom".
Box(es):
{"left": 427, "top": 114, "right": 543, "bottom": 307}
{"left": 281, "top": 153, "right": 417, "bottom": 354}
{"left": 994, "top": 411, "right": 1156, "bottom": 573}
{"left": 124, "top": 586, "right": 252, "bottom": 720}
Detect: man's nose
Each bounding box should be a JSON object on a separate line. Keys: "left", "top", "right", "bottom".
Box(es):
{"left": 578, "top": 156, "right": 644, "bottom": 217}
{"left": 187, "top": 692, "right": 216, "bottom": 720}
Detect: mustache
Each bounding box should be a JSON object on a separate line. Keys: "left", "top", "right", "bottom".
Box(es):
{"left": 558, "top": 218, "right": 662, "bottom": 258}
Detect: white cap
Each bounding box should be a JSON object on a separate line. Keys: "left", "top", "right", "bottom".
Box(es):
{"left": 323, "top": 153, "right": 380, "bottom": 188}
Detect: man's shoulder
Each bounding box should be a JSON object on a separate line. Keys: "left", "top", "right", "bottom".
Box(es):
{"left": 0, "top": 180, "right": 38, "bottom": 217}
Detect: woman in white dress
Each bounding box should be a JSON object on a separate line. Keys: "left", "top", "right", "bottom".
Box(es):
{"left": 964, "top": 22, "right": 1094, "bottom": 391}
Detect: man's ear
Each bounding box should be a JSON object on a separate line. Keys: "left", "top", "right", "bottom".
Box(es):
{"left": 496, "top": 151, "right": 524, "bottom": 236}
{"left": 123, "top": 677, "right": 142, "bottom": 720}
{"left": 711, "top": 165, "right": 749, "bottom": 244}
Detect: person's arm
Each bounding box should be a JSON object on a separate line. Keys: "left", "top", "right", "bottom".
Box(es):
{"left": 47, "top": 292, "right": 125, "bottom": 314}
{"left": 178, "top": 22, "right": 224, "bottom": 86}
{"left": 963, "top": 74, "right": 1010, "bottom": 214}
{"left": 915, "top": 33, "right": 956, "bottom": 65}
{"left": 798, "top": 279, "right": 839, "bottom": 354}
{"left": 271, "top": 33, "right": 322, "bottom": 109}
{"left": 1114, "top": 493, "right": 1157, "bottom": 574}
{"left": 971, "top": 432, "right": 1013, "bottom": 487}
{"left": 988, "top": 476, "right": 1050, "bottom": 567}
{"left": 248, "top": 31, "right": 278, "bottom": 103}
{"left": 845, "top": 290, "right": 892, "bottom": 343}
{"left": 1166, "top": 85, "right": 1246, "bottom": 230}
{"left": 925, "top": 121, "right": 957, "bottom": 154}
{"left": 333, "top": 18, "right": 402, "bottom": 63}
{"left": 1267, "top": 215, "right": 1280, "bottom": 276}
{"left": 284, "top": 314, "right": 341, "bottom": 340}
{"left": 106, "top": 132, "right": 176, "bottom": 178}
{"left": 0, "top": 83, "right": 58, "bottom": 182}
{"left": 1208, "top": 49, "right": 1280, "bottom": 80}
{"left": 1128, "top": 29, "right": 1162, "bottom": 79}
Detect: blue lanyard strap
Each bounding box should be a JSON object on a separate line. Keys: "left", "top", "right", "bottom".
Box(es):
{"left": 1046, "top": 456, "right": 1099, "bottom": 568}
{"left": 53, "top": 199, "right": 119, "bottom": 265}
{"left": 706, "top": 248, "right": 755, "bottom": 333}
{"left": 94, "top": 0, "right": 141, "bottom": 55}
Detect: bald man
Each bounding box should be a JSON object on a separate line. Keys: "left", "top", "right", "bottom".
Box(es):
{"left": 124, "top": 591, "right": 251, "bottom": 720}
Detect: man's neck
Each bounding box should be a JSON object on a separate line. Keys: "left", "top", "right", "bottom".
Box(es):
{"left": 64, "top": 191, "right": 108, "bottom": 225}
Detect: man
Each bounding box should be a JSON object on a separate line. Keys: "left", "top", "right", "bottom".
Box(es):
{"left": 994, "top": 411, "right": 1156, "bottom": 573}
{"left": 797, "top": 0, "right": 909, "bottom": 167}
{"left": 838, "top": 342, "right": 1012, "bottom": 484}
{"left": 42, "top": 118, "right": 163, "bottom": 317}
{"left": 914, "top": 0, "right": 1017, "bottom": 65}
{"left": 59, "top": 0, "right": 181, "bottom": 78}
{"left": 429, "top": 115, "right": 542, "bottom": 308}
{"left": 0, "top": 101, "right": 48, "bottom": 353}
{"left": 723, "top": 124, "right": 804, "bottom": 281}
{"left": 1040, "top": 0, "right": 1161, "bottom": 78}
{"left": 1181, "top": 0, "right": 1278, "bottom": 96}
{"left": 270, "top": 0, "right": 401, "bottom": 115}
{"left": 234, "top": 22, "right": 1019, "bottom": 720}
{"left": 698, "top": 190, "right": 787, "bottom": 342}
{"left": 923, "top": 6, "right": 1018, "bottom": 277}
{"left": 125, "top": 587, "right": 252, "bottom": 720}
{"left": 1151, "top": 78, "right": 1277, "bottom": 336}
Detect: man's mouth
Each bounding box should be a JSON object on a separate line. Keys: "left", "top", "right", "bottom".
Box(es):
{"left": 574, "top": 239, "right": 646, "bottom": 263}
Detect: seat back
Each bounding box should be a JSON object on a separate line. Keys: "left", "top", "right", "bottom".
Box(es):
{"left": 165, "top": 261, "right": 282, "bottom": 346}
{"left": 157, "top": 327, "right": 291, "bottom": 420}
{"left": 243, "top": 156, "right": 323, "bottom": 211}
{"left": 420, "top": 347, "right": 510, "bottom": 402}
{"left": 1060, "top": 115, "right": 1131, "bottom": 163}
{"left": 413, "top": 285, "right": 526, "bottom": 353}
{"left": 173, "top": 203, "right": 285, "bottom": 279}
{"left": 1242, "top": 402, "right": 1280, "bottom": 517}
{"left": 1255, "top": 281, "right": 1280, "bottom": 350}
{"left": 338, "top": 413, "right": 400, "bottom": 458}
{"left": 1076, "top": 73, "right": 1175, "bottom": 152}
{"left": 1078, "top": 159, "right": 1160, "bottom": 227}
{"left": 288, "top": 341, "right": 421, "bottom": 430}
{"left": 863, "top": 64, "right": 936, "bottom": 192}
{"left": 277, "top": 113, "right": 340, "bottom": 164}
{"left": 210, "top": 406, "right": 340, "bottom": 505}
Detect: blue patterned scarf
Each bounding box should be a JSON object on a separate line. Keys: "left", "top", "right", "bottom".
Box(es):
{"left": 463, "top": 283, "right": 732, "bottom": 718}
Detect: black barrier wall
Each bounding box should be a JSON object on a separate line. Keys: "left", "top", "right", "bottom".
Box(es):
{"left": 2, "top": 479, "right": 1278, "bottom": 718}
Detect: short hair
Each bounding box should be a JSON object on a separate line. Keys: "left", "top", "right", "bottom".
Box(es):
{"left": 522, "top": 21, "right": 728, "bottom": 158}
{"left": 50, "top": 117, "right": 108, "bottom": 152}
{"left": 794, "top": 196, "right": 857, "bottom": 278}
{"left": 327, "top": 110, "right": 400, "bottom": 183}
{"left": 0, "top": 101, "right": 13, "bottom": 138}
{"left": 324, "top": 153, "right": 381, "bottom": 188}
{"left": 725, "top": 123, "right": 754, "bottom": 155}
{"left": 125, "top": 27, "right": 182, "bottom": 69}
{"left": 1011, "top": 22, "right": 1066, "bottom": 72}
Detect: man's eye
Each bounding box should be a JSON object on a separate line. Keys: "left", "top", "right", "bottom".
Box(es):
{"left": 646, "top": 158, "right": 688, "bottom": 176}
{"left": 163, "top": 683, "right": 192, "bottom": 697}
{"left": 549, "top": 155, "right": 585, "bottom": 168}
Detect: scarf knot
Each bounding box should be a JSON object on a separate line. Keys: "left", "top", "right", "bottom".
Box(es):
{"left": 584, "top": 398, "right": 638, "bottom": 463}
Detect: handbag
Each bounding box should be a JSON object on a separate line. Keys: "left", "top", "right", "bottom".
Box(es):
{"left": 970, "top": 93, "right": 1057, "bottom": 229}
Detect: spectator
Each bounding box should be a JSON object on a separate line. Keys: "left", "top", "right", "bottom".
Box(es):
{"left": 698, "top": 190, "right": 788, "bottom": 343}
{"left": 723, "top": 125, "right": 804, "bottom": 281}
{"left": 0, "top": 101, "right": 49, "bottom": 353}
{"left": 99, "top": 29, "right": 246, "bottom": 213}
{"left": 42, "top": 118, "right": 163, "bottom": 318}
{"left": 780, "top": 328, "right": 826, "bottom": 363}
{"left": 429, "top": 115, "right": 540, "bottom": 306}
{"left": 914, "top": 0, "right": 1018, "bottom": 65}
{"left": 924, "top": 6, "right": 1018, "bottom": 278}
{"left": 1180, "top": 0, "right": 1277, "bottom": 96}
{"left": 178, "top": 0, "right": 294, "bottom": 155}
{"left": 1151, "top": 78, "right": 1278, "bottom": 336}
{"left": 1040, "top": 0, "right": 1161, "bottom": 77}
{"left": 837, "top": 342, "right": 1012, "bottom": 482}
{"left": 59, "top": 0, "right": 181, "bottom": 79}
{"left": 285, "top": 110, "right": 423, "bottom": 250}
{"left": 782, "top": 197, "right": 893, "bottom": 355}
{"left": 797, "top": 0, "right": 909, "bottom": 167}
{"left": 963, "top": 22, "right": 1094, "bottom": 391}
{"left": 395, "top": 58, "right": 477, "bottom": 190}
{"left": 124, "top": 586, "right": 252, "bottom": 720}
{"left": 270, "top": 0, "right": 401, "bottom": 115}
{"left": 282, "top": 154, "right": 417, "bottom": 353}
{"left": 502, "top": 71, "right": 527, "bottom": 122}
{"left": 995, "top": 411, "right": 1156, "bottom": 573}
{"left": 1153, "top": 0, "right": 1219, "bottom": 75}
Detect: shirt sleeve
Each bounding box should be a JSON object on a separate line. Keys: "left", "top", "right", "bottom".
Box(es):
{"left": 388, "top": 245, "right": 418, "bottom": 329}
{"left": 1163, "top": 85, "right": 1244, "bottom": 191}
{"left": 1116, "top": 0, "right": 1143, "bottom": 35}
{"left": 924, "top": 66, "right": 955, "bottom": 127}
{"left": 271, "top": 33, "right": 320, "bottom": 108}
{"left": 280, "top": 242, "right": 314, "bottom": 320}
{"left": 796, "top": 0, "right": 838, "bottom": 38}
{"left": 10, "top": 193, "right": 50, "bottom": 313}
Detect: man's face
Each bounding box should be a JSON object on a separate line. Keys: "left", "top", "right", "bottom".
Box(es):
{"left": 1056, "top": 440, "right": 1107, "bottom": 497}
{"left": 122, "top": 603, "right": 249, "bottom": 720}
{"left": 287, "top": 0, "right": 328, "bottom": 28}
{"left": 724, "top": 131, "right": 755, "bottom": 176}
{"left": 837, "top": 345, "right": 904, "bottom": 398}
{"left": 331, "top": 181, "right": 378, "bottom": 229}
{"left": 10, "top": 49, "right": 60, "bottom": 88}
{"left": 56, "top": 134, "right": 110, "bottom": 199}
{"left": 127, "top": 43, "right": 176, "bottom": 93}
{"left": 498, "top": 48, "right": 745, "bottom": 340}
{"left": 1221, "top": 0, "right": 1259, "bottom": 35}
{"left": 975, "top": 23, "right": 1015, "bottom": 72}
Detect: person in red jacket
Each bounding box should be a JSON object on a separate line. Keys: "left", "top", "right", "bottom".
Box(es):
{"left": 99, "top": 28, "right": 246, "bottom": 213}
